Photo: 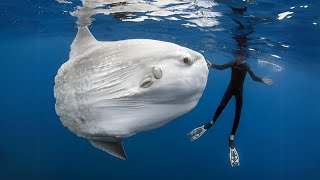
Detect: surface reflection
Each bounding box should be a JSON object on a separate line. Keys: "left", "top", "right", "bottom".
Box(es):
{"left": 219, "top": 0, "right": 283, "bottom": 71}
{"left": 230, "top": 4, "right": 253, "bottom": 62}
{"left": 70, "top": 0, "right": 221, "bottom": 27}
{"left": 60, "top": 0, "right": 284, "bottom": 71}
{"left": 109, "top": 2, "right": 129, "bottom": 20}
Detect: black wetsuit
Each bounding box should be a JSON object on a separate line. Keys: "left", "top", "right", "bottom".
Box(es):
{"left": 205, "top": 60, "right": 262, "bottom": 138}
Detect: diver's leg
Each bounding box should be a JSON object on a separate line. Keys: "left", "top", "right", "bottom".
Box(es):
{"left": 229, "top": 92, "right": 243, "bottom": 167}
{"left": 230, "top": 92, "right": 242, "bottom": 136}
{"left": 187, "top": 89, "right": 232, "bottom": 141}
{"left": 205, "top": 90, "right": 233, "bottom": 130}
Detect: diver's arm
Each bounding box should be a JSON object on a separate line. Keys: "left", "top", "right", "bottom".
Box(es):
{"left": 209, "top": 61, "right": 234, "bottom": 70}
{"left": 247, "top": 64, "right": 273, "bottom": 85}
{"left": 247, "top": 67, "right": 262, "bottom": 82}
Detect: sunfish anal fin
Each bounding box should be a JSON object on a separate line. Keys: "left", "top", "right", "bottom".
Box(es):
{"left": 89, "top": 140, "right": 127, "bottom": 160}
{"left": 70, "top": 26, "right": 98, "bottom": 59}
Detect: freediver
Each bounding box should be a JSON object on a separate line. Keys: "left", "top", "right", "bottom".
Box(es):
{"left": 189, "top": 55, "right": 272, "bottom": 167}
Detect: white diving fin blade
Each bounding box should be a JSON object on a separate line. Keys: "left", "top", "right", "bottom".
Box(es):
{"left": 187, "top": 125, "right": 206, "bottom": 142}
{"left": 70, "top": 26, "right": 98, "bottom": 59}
{"left": 229, "top": 147, "right": 240, "bottom": 167}
{"left": 90, "top": 140, "right": 127, "bottom": 160}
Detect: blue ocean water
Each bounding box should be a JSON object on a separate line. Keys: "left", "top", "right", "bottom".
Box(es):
{"left": 1, "top": 0, "right": 320, "bottom": 179}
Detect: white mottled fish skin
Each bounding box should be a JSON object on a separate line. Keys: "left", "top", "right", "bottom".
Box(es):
{"left": 54, "top": 27, "right": 208, "bottom": 158}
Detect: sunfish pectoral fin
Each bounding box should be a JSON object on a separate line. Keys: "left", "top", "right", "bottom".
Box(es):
{"left": 89, "top": 140, "right": 127, "bottom": 160}
{"left": 153, "top": 66, "right": 162, "bottom": 79}
{"left": 70, "top": 26, "right": 98, "bottom": 59}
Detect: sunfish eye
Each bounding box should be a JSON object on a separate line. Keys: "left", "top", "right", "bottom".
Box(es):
{"left": 183, "top": 57, "right": 193, "bottom": 65}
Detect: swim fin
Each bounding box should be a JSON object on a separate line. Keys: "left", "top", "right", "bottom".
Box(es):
{"left": 229, "top": 147, "right": 240, "bottom": 167}
{"left": 187, "top": 125, "right": 207, "bottom": 141}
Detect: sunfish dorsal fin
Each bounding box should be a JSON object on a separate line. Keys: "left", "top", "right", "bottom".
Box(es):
{"left": 89, "top": 140, "right": 127, "bottom": 160}
{"left": 70, "top": 26, "right": 98, "bottom": 59}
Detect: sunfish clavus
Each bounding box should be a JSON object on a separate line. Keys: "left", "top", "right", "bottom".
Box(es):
{"left": 54, "top": 26, "right": 208, "bottom": 160}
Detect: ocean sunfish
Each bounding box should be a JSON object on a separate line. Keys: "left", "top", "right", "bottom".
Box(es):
{"left": 54, "top": 26, "right": 209, "bottom": 160}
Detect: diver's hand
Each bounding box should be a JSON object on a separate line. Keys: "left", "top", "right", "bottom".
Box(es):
{"left": 262, "top": 78, "right": 272, "bottom": 85}
{"left": 206, "top": 59, "right": 212, "bottom": 67}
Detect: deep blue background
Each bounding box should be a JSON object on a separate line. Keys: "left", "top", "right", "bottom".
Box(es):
{"left": 1, "top": 0, "right": 320, "bottom": 179}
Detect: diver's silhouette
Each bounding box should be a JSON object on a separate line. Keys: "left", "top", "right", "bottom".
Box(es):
{"left": 188, "top": 2, "right": 272, "bottom": 167}
{"left": 188, "top": 57, "right": 272, "bottom": 166}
